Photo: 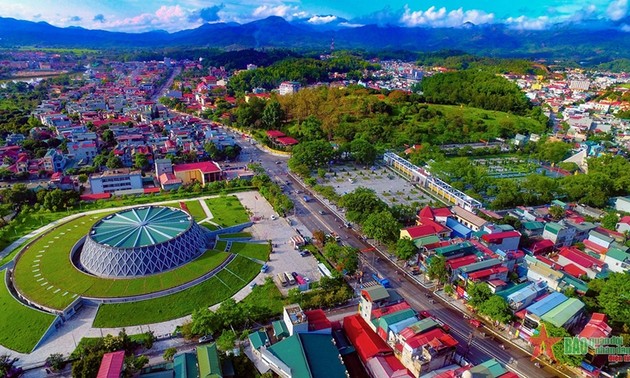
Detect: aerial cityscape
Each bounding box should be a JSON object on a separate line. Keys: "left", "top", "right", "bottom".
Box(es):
{"left": 1, "top": 1, "right": 630, "bottom": 378}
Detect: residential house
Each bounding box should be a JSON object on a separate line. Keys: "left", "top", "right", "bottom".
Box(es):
{"left": 604, "top": 247, "right": 630, "bottom": 273}
{"left": 614, "top": 196, "right": 630, "bottom": 213}
{"left": 524, "top": 256, "right": 564, "bottom": 291}
{"left": 521, "top": 292, "right": 568, "bottom": 335}
{"left": 173, "top": 161, "right": 222, "bottom": 186}
{"left": 506, "top": 282, "right": 547, "bottom": 311}
{"left": 278, "top": 81, "right": 300, "bottom": 95}
{"left": 480, "top": 231, "right": 521, "bottom": 252}
{"left": 580, "top": 313, "right": 613, "bottom": 375}
{"left": 359, "top": 284, "right": 403, "bottom": 325}
{"left": 197, "top": 344, "right": 224, "bottom": 378}
{"left": 399, "top": 327, "right": 458, "bottom": 377}
{"left": 96, "top": 350, "right": 125, "bottom": 378}
{"left": 616, "top": 216, "right": 630, "bottom": 234}
{"left": 89, "top": 169, "right": 143, "bottom": 194}
{"left": 542, "top": 222, "right": 575, "bottom": 247}
{"left": 556, "top": 247, "right": 607, "bottom": 279}
{"left": 584, "top": 230, "right": 613, "bottom": 255}
{"left": 249, "top": 329, "right": 270, "bottom": 358}
{"left": 521, "top": 221, "right": 545, "bottom": 237}
{"left": 42, "top": 149, "right": 67, "bottom": 172}
{"left": 451, "top": 206, "right": 487, "bottom": 232}
{"left": 67, "top": 141, "right": 98, "bottom": 163}
{"left": 540, "top": 298, "right": 585, "bottom": 331}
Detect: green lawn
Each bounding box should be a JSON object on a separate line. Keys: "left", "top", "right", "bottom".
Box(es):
{"left": 228, "top": 242, "right": 270, "bottom": 262}
{"left": 183, "top": 200, "right": 207, "bottom": 221}
{"left": 0, "top": 271, "right": 56, "bottom": 353}
{"left": 241, "top": 280, "right": 285, "bottom": 314}
{"left": 13, "top": 213, "right": 230, "bottom": 310}
{"left": 215, "top": 240, "right": 228, "bottom": 251}
{"left": 92, "top": 256, "right": 261, "bottom": 327}
{"left": 205, "top": 196, "right": 250, "bottom": 227}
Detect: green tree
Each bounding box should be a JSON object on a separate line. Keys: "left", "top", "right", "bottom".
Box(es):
{"left": 467, "top": 282, "right": 492, "bottom": 308}
{"left": 46, "top": 353, "right": 66, "bottom": 372}
{"left": 261, "top": 100, "right": 283, "bottom": 129}
{"left": 163, "top": 347, "right": 177, "bottom": 362}
{"left": 597, "top": 272, "right": 630, "bottom": 325}
{"left": 339, "top": 187, "right": 386, "bottom": 224}
{"left": 548, "top": 205, "right": 565, "bottom": 220}
{"left": 134, "top": 153, "right": 149, "bottom": 170}
{"left": 427, "top": 255, "right": 449, "bottom": 285}
{"left": 349, "top": 138, "right": 378, "bottom": 165}
{"left": 297, "top": 116, "right": 325, "bottom": 141}
{"left": 542, "top": 322, "right": 585, "bottom": 367}
{"left": 536, "top": 140, "right": 572, "bottom": 163}
{"left": 362, "top": 210, "right": 400, "bottom": 244}
{"left": 395, "top": 238, "right": 418, "bottom": 261}
{"left": 601, "top": 212, "right": 620, "bottom": 230}
{"left": 216, "top": 330, "right": 237, "bottom": 352}
{"left": 478, "top": 295, "right": 512, "bottom": 323}
{"left": 78, "top": 173, "right": 88, "bottom": 184}
{"left": 106, "top": 155, "right": 123, "bottom": 169}
{"left": 289, "top": 140, "right": 335, "bottom": 169}
{"left": 204, "top": 142, "right": 223, "bottom": 160}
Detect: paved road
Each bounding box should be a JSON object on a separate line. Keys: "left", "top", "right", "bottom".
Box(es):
{"left": 228, "top": 133, "right": 563, "bottom": 378}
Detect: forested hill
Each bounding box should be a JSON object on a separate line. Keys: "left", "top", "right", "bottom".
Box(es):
{"left": 1, "top": 16, "right": 630, "bottom": 61}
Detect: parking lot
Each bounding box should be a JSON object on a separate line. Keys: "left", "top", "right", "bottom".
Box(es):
{"left": 320, "top": 164, "right": 432, "bottom": 207}
{"left": 235, "top": 191, "right": 321, "bottom": 295}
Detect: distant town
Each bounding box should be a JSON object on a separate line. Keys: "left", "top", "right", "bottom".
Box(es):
{"left": 0, "top": 46, "right": 629, "bottom": 378}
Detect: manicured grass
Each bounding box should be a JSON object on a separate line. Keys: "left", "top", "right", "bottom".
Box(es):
{"left": 215, "top": 240, "right": 228, "bottom": 251}
{"left": 219, "top": 232, "right": 252, "bottom": 239}
{"left": 0, "top": 271, "right": 56, "bottom": 353}
{"left": 240, "top": 280, "right": 285, "bottom": 314}
{"left": 205, "top": 196, "right": 250, "bottom": 227}
{"left": 183, "top": 200, "right": 207, "bottom": 221}
{"left": 228, "top": 242, "right": 270, "bottom": 262}
{"left": 92, "top": 256, "right": 261, "bottom": 327}
{"left": 13, "top": 213, "right": 230, "bottom": 310}
{"left": 202, "top": 223, "right": 219, "bottom": 231}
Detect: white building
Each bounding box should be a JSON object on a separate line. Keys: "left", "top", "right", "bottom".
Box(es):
{"left": 89, "top": 169, "right": 143, "bottom": 194}
{"left": 278, "top": 81, "right": 300, "bottom": 96}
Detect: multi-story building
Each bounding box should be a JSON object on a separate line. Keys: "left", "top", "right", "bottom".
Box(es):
{"left": 278, "top": 81, "right": 300, "bottom": 95}
{"left": 89, "top": 169, "right": 143, "bottom": 194}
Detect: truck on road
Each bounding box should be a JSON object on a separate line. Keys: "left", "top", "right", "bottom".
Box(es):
{"left": 372, "top": 273, "right": 391, "bottom": 288}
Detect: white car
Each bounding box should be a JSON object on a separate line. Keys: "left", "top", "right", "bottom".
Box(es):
{"left": 270, "top": 215, "right": 277, "bottom": 220}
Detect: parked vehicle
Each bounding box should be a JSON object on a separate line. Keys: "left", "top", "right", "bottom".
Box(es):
{"left": 372, "top": 273, "right": 391, "bottom": 288}
{"left": 469, "top": 319, "right": 482, "bottom": 328}
{"left": 277, "top": 273, "right": 288, "bottom": 287}
{"left": 285, "top": 272, "right": 296, "bottom": 285}
{"left": 260, "top": 263, "right": 269, "bottom": 273}
{"left": 198, "top": 335, "right": 213, "bottom": 343}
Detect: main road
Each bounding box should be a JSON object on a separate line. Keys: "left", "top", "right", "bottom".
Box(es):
{"left": 227, "top": 128, "right": 565, "bottom": 378}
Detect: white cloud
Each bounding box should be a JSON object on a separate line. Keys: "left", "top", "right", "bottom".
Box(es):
{"left": 95, "top": 5, "right": 198, "bottom": 32}
{"left": 339, "top": 22, "right": 364, "bottom": 28}
{"left": 252, "top": 4, "right": 299, "bottom": 19}
{"left": 607, "top": 0, "right": 628, "bottom": 21}
{"left": 307, "top": 15, "right": 337, "bottom": 24}
{"left": 621, "top": 23, "right": 630, "bottom": 31}
{"left": 400, "top": 5, "right": 494, "bottom": 27}
{"left": 505, "top": 15, "right": 550, "bottom": 30}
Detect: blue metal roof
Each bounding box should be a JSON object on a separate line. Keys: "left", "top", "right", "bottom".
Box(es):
{"left": 525, "top": 292, "right": 568, "bottom": 317}
{"left": 446, "top": 218, "right": 472, "bottom": 238}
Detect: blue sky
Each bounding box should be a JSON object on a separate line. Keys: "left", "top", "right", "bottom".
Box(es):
{"left": 0, "top": 0, "right": 627, "bottom": 32}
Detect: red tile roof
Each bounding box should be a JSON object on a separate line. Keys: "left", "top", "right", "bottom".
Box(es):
{"left": 467, "top": 266, "right": 509, "bottom": 280}
{"left": 343, "top": 314, "right": 391, "bottom": 362}
{"left": 276, "top": 136, "right": 299, "bottom": 146}
{"left": 530, "top": 239, "right": 555, "bottom": 255}
{"left": 97, "top": 350, "right": 125, "bottom": 378}
{"left": 583, "top": 239, "right": 608, "bottom": 255}
{"left": 446, "top": 255, "right": 479, "bottom": 270}
{"left": 371, "top": 302, "right": 411, "bottom": 319}
{"left": 173, "top": 161, "right": 221, "bottom": 174}
{"left": 405, "top": 328, "right": 457, "bottom": 350}
{"left": 559, "top": 247, "right": 605, "bottom": 269}
{"left": 481, "top": 231, "right": 521, "bottom": 244}
{"left": 266, "top": 130, "right": 285, "bottom": 138}
{"left": 143, "top": 187, "right": 160, "bottom": 194}
{"left": 579, "top": 313, "right": 611, "bottom": 339}
{"left": 563, "top": 263, "right": 587, "bottom": 278}
{"left": 403, "top": 225, "right": 439, "bottom": 239}
{"left": 619, "top": 216, "right": 630, "bottom": 225}
{"left": 80, "top": 193, "right": 112, "bottom": 201}
{"left": 305, "top": 309, "right": 332, "bottom": 332}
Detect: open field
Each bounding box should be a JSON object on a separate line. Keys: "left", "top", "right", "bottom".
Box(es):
{"left": 205, "top": 196, "right": 250, "bottom": 227}
{"left": 0, "top": 271, "right": 56, "bottom": 353}
{"left": 13, "top": 213, "right": 230, "bottom": 310}
{"left": 92, "top": 255, "right": 261, "bottom": 327}
{"left": 226, "top": 242, "right": 270, "bottom": 262}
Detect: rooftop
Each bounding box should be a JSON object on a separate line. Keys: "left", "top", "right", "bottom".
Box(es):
{"left": 90, "top": 206, "right": 192, "bottom": 248}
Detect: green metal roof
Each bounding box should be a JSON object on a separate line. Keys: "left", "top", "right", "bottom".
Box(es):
{"left": 272, "top": 320, "right": 289, "bottom": 340}
{"left": 300, "top": 333, "right": 348, "bottom": 378}
{"left": 459, "top": 258, "right": 501, "bottom": 273}
{"left": 435, "top": 241, "right": 475, "bottom": 257}
{"left": 268, "top": 334, "right": 312, "bottom": 378}
{"left": 413, "top": 235, "right": 440, "bottom": 248}
{"left": 560, "top": 275, "right": 589, "bottom": 293}
{"left": 606, "top": 248, "right": 630, "bottom": 262}
{"left": 91, "top": 206, "right": 192, "bottom": 248}
{"left": 523, "top": 221, "right": 544, "bottom": 230}
{"left": 589, "top": 231, "right": 614, "bottom": 244}
{"left": 403, "top": 318, "right": 439, "bottom": 336}
{"left": 544, "top": 222, "right": 563, "bottom": 235}
{"left": 173, "top": 353, "right": 198, "bottom": 378}
{"left": 469, "top": 358, "right": 507, "bottom": 377}
{"left": 362, "top": 285, "right": 389, "bottom": 302}
{"left": 374, "top": 309, "right": 417, "bottom": 331}
{"left": 497, "top": 282, "right": 532, "bottom": 298}
{"left": 541, "top": 298, "right": 585, "bottom": 328}
{"left": 197, "top": 344, "right": 223, "bottom": 378}
{"left": 248, "top": 329, "right": 269, "bottom": 350}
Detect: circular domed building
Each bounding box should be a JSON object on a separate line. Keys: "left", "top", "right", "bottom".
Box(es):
{"left": 80, "top": 206, "right": 208, "bottom": 278}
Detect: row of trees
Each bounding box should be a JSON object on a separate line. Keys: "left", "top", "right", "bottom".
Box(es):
{"left": 250, "top": 170, "right": 293, "bottom": 216}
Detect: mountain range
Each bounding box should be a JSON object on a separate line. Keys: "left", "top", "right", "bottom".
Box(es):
{"left": 1, "top": 15, "right": 629, "bottom": 61}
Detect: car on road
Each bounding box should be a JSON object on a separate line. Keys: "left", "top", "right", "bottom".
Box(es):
{"left": 469, "top": 319, "right": 482, "bottom": 328}
{"left": 270, "top": 215, "right": 277, "bottom": 220}
{"left": 249, "top": 282, "right": 257, "bottom": 289}
{"left": 299, "top": 250, "right": 310, "bottom": 257}
{"left": 260, "top": 264, "right": 269, "bottom": 273}
{"left": 198, "top": 335, "right": 214, "bottom": 343}
{"left": 275, "top": 161, "right": 282, "bottom": 164}
{"left": 318, "top": 210, "right": 326, "bottom": 215}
